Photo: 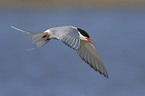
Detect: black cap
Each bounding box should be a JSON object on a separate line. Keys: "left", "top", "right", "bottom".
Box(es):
{"left": 77, "top": 28, "right": 90, "bottom": 38}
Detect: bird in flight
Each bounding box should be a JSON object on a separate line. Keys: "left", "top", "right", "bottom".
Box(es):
{"left": 11, "top": 26, "right": 109, "bottom": 78}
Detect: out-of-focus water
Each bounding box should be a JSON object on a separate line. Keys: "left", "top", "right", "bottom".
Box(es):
{"left": 0, "top": 9, "right": 145, "bottom": 96}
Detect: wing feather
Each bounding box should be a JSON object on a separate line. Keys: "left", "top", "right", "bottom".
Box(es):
{"left": 60, "top": 32, "right": 80, "bottom": 51}
{"left": 77, "top": 40, "right": 109, "bottom": 78}
{"left": 49, "top": 26, "right": 80, "bottom": 50}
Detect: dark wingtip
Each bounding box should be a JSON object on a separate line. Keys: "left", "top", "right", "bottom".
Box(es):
{"left": 106, "top": 75, "right": 109, "bottom": 79}
{"left": 107, "top": 76, "right": 109, "bottom": 79}
{"left": 93, "top": 67, "right": 109, "bottom": 79}
{"left": 103, "top": 73, "right": 109, "bottom": 79}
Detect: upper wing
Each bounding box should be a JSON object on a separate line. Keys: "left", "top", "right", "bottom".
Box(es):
{"left": 77, "top": 40, "right": 109, "bottom": 78}
{"left": 49, "top": 26, "right": 80, "bottom": 51}
{"left": 59, "top": 32, "right": 80, "bottom": 51}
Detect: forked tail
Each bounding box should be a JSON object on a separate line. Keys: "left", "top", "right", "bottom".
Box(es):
{"left": 11, "top": 26, "right": 50, "bottom": 47}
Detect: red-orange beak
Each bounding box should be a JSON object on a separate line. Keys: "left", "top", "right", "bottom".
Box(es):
{"left": 86, "top": 38, "right": 94, "bottom": 44}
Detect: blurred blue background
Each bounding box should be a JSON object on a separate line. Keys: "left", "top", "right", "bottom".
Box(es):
{"left": 0, "top": 1, "right": 145, "bottom": 96}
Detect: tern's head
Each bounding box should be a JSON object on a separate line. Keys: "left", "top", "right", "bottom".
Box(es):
{"left": 77, "top": 27, "right": 94, "bottom": 44}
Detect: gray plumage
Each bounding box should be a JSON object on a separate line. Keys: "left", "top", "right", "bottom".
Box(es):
{"left": 11, "top": 26, "right": 109, "bottom": 78}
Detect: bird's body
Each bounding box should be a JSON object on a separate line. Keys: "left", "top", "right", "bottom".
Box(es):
{"left": 11, "top": 26, "right": 109, "bottom": 78}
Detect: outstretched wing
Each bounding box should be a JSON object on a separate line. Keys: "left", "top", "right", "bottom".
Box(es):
{"left": 77, "top": 40, "right": 109, "bottom": 78}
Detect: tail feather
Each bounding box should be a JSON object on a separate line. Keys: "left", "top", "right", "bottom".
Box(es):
{"left": 11, "top": 26, "right": 49, "bottom": 47}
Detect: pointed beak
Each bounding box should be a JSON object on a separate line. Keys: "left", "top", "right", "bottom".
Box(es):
{"left": 86, "top": 38, "right": 94, "bottom": 44}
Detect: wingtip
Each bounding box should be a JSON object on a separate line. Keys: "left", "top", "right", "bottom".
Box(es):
{"left": 99, "top": 71, "right": 109, "bottom": 79}
{"left": 103, "top": 73, "right": 109, "bottom": 79}
{"left": 106, "top": 75, "right": 109, "bottom": 79}
{"left": 93, "top": 67, "right": 109, "bottom": 79}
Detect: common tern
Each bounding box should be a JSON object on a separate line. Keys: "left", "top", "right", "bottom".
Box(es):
{"left": 11, "top": 26, "right": 109, "bottom": 78}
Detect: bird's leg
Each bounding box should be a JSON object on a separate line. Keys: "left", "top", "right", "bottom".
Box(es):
{"left": 42, "top": 34, "right": 50, "bottom": 38}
